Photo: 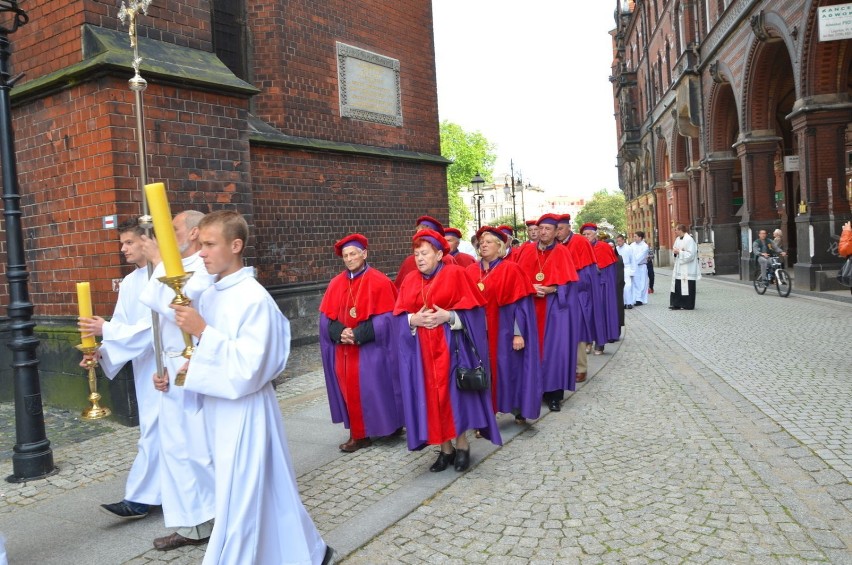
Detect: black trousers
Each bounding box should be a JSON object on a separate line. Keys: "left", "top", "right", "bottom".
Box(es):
{"left": 669, "top": 280, "right": 696, "bottom": 309}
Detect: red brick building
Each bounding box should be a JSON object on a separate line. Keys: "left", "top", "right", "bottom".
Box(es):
{"left": 610, "top": 0, "right": 852, "bottom": 287}
{"left": 0, "top": 1, "right": 447, "bottom": 416}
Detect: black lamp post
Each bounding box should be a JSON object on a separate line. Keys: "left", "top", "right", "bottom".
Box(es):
{"left": 503, "top": 159, "right": 518, "bottom": 234}
{"left": 0, "top": 0, "right": 56, "bottom": 482}
{"left": 471, "top": 172, "right": 485, "bottom": 229}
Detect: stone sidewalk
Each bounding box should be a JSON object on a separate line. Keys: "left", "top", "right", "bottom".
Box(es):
{"left": 0, "top": 271, "right": 850, "bottom": 563}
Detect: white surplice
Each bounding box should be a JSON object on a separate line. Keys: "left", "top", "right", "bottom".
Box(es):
{"left": 630, "top": 240, "right": 650, "bottom": 304}
{"left": 139, "top": 252, "right": 216, "bottom": 529}
{"left": 183, "top": 267, "right": 326, "bottom": 565}
{"left": 99, "top": 266, "right": 161, "bottom": 505}
{"left": 616, "top": 243, "right": 636, "bottom": 306}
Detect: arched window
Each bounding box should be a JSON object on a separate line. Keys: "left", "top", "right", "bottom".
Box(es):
{"left": 665, "top": 42, "right": 672, "bottom": 86}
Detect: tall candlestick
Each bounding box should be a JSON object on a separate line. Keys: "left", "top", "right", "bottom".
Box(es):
{"left": 76, "top": 282, "right": 97, "bottom": 348}
{"left": 144, "top": 182, "right": 185, "bottom": 277}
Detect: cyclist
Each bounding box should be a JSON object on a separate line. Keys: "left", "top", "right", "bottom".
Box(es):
{"left": 752, "top": 229, "right": 785, "bottom": 281}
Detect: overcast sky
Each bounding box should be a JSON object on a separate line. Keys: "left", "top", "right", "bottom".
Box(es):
{"left": 432, "top": 1, "right": 621, "bottom": 200}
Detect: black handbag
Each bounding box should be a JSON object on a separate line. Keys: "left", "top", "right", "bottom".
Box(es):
{"left": 838, "top": 256, "right": 852, "bottom": 287}
{"left": 453, "top": 325, "right": 490, "bottom": 391}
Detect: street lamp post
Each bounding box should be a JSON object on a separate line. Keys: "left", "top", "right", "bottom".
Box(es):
{"left": 471, "top": 172, "right": 485, "bottom": 229}
{"left": 0, "top": 0, "right": 56, "bottom": 482}
{"left": 503, "top": 159, "right": 518, "bottom": 234}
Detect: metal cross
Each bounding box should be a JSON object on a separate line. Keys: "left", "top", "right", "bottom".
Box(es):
{"left": 118, "top": 0, "right": 152, "bottom": 52}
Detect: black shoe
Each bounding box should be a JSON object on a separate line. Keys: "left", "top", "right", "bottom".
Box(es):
{"left": 429, "top": 449, "right": 455, "bottom": 472}
{"left": 625, "top": 304, "right": 633, "bottom": 309}
{"left": 100, "top": 500, "right": 149, "bottom": 520}
{"left": 321, "top": 545, "right": 336, "bottom": 565}
{"left": 454, "top": 448, "right": 470, "bottom": 472}
{"left": 668, "top": 306, "right": 681, "bottom": 310}
{"left": 548, "top": 399, "right": 561, "bottom": 412}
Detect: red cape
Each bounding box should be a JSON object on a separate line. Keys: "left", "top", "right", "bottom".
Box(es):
{"left": 394, "top": 253, "right": 457, "bottom": 288}
{"left": 320, "top": 266, "right": 397, "bottom": 325}
{"left": 590, "top": 240, "right": 617, "bottom": 269}
{"left": 394, "top": 264, "right": 485, "bottom": 314}
{"left": 515, "top": 242, "right": 578, "bottom": 286}
{"left": 563, "top": 233, "right": 596, "bottom": 270}
{"left": 451, "top": 251, "right": 476, "bottom": 268}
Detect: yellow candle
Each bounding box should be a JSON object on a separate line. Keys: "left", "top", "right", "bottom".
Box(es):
{"left": 76, "top": 282, "right": 97, "bottom": 348}
{"left": 144, "top": 182, "right": 185, "bottom": 277}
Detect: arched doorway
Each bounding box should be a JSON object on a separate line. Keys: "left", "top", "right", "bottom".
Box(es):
{"left": 705, "top": 77, "right": 742, "bottom": 275}
{"left": 739, "top": 30, "right": 797, "bottom": 276}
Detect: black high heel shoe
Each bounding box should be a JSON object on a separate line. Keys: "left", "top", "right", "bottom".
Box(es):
{"left": 454, "top": 448, "right": 470, "bottom": 472}
{"left": 429, "top": 449, "right": 455, "bottom": 472}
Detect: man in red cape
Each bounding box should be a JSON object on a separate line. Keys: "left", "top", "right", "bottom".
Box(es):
{"left": 444, "top": 227, "right": 476, "bottom": 268}
{"left": 319, "top": 234, "right": 404, "bottom": 452}
{"left": 394, "top": 229, "right": 501, "bottom": 473}
{"left": 516, "top": 214, "right": 579, "bottom": 412}
{"left": 582, "top": 223, "right": 621, "bottom": 351}
{"left": 557, "top": 214, "right": 597, "bottom": 383}
{"left": 465, "top": 226, "right": 541, "bottom": 422}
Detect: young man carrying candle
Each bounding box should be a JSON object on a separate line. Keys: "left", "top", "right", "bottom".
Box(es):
{"left": 140, "top": 210, "right": 216, "bottom": 551}
{"left": 171, "top": 211, "right": 332, "bottom": 565}
{"left": 79, "top": 219, "right": 162, "bottom": 520}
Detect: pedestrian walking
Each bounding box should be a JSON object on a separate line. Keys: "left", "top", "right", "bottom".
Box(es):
{"left": 172, "top": 211, "right": 332, "bottom": 565}
{"left": 465, "top": 226, "right": 541, "bottom": 425}
{"left": 630, "top": 231, "right": 650, "bottom": 305}
{"left": 670, "top": 223, "right": 700, "bottom": 310}
{"left": 319, "top": 234, "right": 403, "bottom": 453}
{"left": 140, "top": 211, "right": 216, "bottom": 551}
{"left": 517, "top": 214, "right": 579, "bottom": 410}
{"left": 79, "top": 219, "right": 161, "bottom": 521}
{"left": 393, "top": 230, "right": 502, "bottom": 473}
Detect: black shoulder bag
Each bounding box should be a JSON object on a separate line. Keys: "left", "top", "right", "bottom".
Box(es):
{"left": 453, "top": 324, "right": 490, "bottom": 391}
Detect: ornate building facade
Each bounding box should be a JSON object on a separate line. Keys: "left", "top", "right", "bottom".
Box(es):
{"left": 0, "top": 1, "right": 446, "bottom": 416}
{"left": 610, "top": 0, "right": 852, "bottom": 288}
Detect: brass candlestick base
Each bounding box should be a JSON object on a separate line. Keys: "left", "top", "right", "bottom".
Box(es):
{"left": 158, "top": 272, "right": 195, "bottom": 386}
{"left": 76, "top": 343, "right": 111, "bottom": 420}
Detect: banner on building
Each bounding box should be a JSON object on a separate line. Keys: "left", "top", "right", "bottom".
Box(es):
{"left": 819, "top": 3, "right": 852, "bottom": 42}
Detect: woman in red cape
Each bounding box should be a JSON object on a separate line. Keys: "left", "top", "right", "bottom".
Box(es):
{"left": 465, "top": 226, "right": 542, "bottom": 424}
{"left": 394, "top": 230, "right": 502, "bottom": 473}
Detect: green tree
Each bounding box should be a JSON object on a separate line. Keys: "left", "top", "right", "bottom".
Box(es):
{"left": 440, "top": 121, "right": 497, "bottom": 235}
{"left": 574, "top": 189, "right": 627, "bottom": 236}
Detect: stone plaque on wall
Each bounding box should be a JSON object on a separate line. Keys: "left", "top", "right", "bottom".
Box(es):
{"left": 337, "top": 42, "right": 402, "bottom": 126}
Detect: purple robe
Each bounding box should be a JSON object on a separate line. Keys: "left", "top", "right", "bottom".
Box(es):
{"left": 396, "top": 308, "right": 503, "bottom": 451}
{"left": 319, "top": 312, "right": 404, "bottom": 437}
{"left": 493, "top": 295, "right": 543, "bottom": 419}
{"left": 599, "top": 264, "right": 621, "bottom": 342}
{"left": 575, "top": 264, "right": 597, "bottom": 343}
{"left": 539, "top": 284, "right": 573, "bottom": 394}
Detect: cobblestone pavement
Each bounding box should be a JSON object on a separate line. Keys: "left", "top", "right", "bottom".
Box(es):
{"left": 1, "top": 276, "right": 851, "bottom": 563}
{"left": 342, "top": 274, "right": 852, "bottom": 564}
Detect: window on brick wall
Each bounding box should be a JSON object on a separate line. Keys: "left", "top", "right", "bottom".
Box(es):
{"left": 212, "top": 0, "right": 249, "bottom": 81}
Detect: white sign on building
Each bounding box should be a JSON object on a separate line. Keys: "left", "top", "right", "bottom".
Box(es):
{"left": 818, "top": 3, "right": 852, "bottom": 42}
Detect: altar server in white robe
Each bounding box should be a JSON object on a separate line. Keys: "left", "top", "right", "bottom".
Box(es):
{"left": 630, "top": 231, "right": 650, "bottom": 306}
{"left": 140, "top": 210, "right": 217, "bottom": 551}
{"left": 79, "top": 219, "right": 161, "bottom": 520}
{"left": 172, "top": 210, "right": 332, "bottom": 565}
{"left": 615, "top": 234, "right": 636, "bottom": 309}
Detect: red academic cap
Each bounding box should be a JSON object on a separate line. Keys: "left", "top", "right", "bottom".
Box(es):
{"left": 443, "top": 227, "right": 463, "bottom": 239}
{"left": 557, "top": 214, "right": 572, "bottom": 224}
{"left": 412, "top": 229, "right": 450, "bottom": 254}
{"left": 525, "top": 219, "right": 537, "bottom": 226}
{"left": 416, "top": 215, "right": 444, "bottom": 232}
{"left": 334, "top": 233, "right": 368, "bottom": 256}
{"left": 581, "top": 223, "right": 598, "bottom": 232}
{"left": 537, "top": 213, "right": 561, "bottom": 226}
{"left": 497, "top": 224, "right": 514, "bottom": 236}
{"left": 475, "top": 225, "right": 509, "bottom": 243}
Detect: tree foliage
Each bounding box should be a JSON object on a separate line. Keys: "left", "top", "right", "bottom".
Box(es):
{"left": 440, "top": 121, "right": 497, "bottom": 234}
{"left": 574, "top": 189, "right": 627, "bottom": 236}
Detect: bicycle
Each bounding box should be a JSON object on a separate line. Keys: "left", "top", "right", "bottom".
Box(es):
{"left": 753, "top": 255, "right": 791, "bottom": 297}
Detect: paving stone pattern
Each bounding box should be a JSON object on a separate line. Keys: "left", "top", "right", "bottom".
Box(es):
{"left": 1, "top": 274, "right": 850, "bottom": 563}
